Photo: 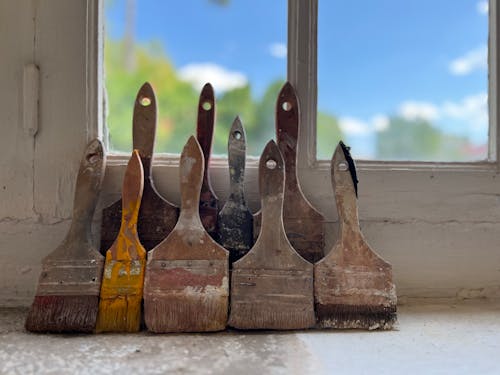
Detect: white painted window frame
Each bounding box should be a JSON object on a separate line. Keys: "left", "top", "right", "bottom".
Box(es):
{"left": 290, "top": 0, "right": 500, "bottom": 170}
{"left": 91, "top": 0, "right": 500, "bottom": 169}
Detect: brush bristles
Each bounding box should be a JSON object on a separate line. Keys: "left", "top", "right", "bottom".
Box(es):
{"left": 229, "top": 302, "right": 316, "bottom": 330}
{"left": 95, "top": 296, "right": 142, "bottom": 333}
{"left": 144, "top": 295, "right": 227, "bottom": 333}
{"left": 25, "top": 295, "right": 99, "bottom": 333}
{"left": 315, "top": 303, "right": 397, "bottom": 330}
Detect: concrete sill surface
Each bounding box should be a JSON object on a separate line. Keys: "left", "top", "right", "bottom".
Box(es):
{"left": 0, "top": 301, "right": 499, "bottom": 375}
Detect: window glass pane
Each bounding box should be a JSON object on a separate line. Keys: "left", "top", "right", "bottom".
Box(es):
{"left": 318, "top": 1, "right": 489, "bottom": 161}
{"left": 104, "top": 0, "right": 286, "bottom": 155}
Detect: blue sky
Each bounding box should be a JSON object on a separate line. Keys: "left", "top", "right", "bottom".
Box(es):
{"left": 106, "top": 0, "right": 489, "bottom": 158}
{"left": 105, "top": 0, "right": 287, "bottom": 95}
{"left": 317, "top": 0, "right": 488, "bottom": 156}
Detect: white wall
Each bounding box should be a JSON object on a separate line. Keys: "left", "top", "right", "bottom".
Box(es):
{"left": 0, "top": 0, "right": 90, "bottom": 305}
{"left": 1, "top": 0, "right": 500, "bottom": 307}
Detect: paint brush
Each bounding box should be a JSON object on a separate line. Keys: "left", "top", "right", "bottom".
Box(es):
{"left": 197, "top": 83, "right": 219, "bottom": 239}
{"left": 228, "top": 140, "right": 315, "bottom": 330}
{"left": 314, "top": 142, "right": 397, "bottom": 329}
{"left": 144, "top": 136, "right": 229, "bottom": 333}
{"left": 96, "top": 150, "right": 146, "bottom": 333}
{"left": 100, "top": 83, "right": 179, "bottom": 254}
{"left": 217, "top": 117, "right": 253, "bottom": 265}
{"left": 25, "top": 139, "right": 106, "bottom": 333}
{"left": 254, "top": 82, "right": 325, "bottom": 263}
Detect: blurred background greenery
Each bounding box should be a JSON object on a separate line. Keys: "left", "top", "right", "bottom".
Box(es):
{"left": 103, "top": 0, "right": 344, "bottom": 157}
{"left": 105, "top": 38, "right": 346, "bottom": 157}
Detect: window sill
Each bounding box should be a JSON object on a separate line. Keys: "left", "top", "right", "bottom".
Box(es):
{"left": 102, "top": 154, "right": 500, "bottom": 225}
{"left": 2, "top": 300, "right": 499, "bottom": 374}
{"left": 106, "top": 153, "right": 500, "bottom": 173}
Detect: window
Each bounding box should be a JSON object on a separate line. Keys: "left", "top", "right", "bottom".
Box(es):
{"left": 104, "top": 0, "right": 286, "bottom": 156}
{"left": 317, "top": 0, "right": 489, "bottom": 161}
{"left": 103, "top": 0, "right": 497, "bottom": 165}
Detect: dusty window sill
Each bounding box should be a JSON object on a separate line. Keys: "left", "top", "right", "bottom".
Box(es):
{"left": 1, "top": 300, "right": 499, "bottom": 374}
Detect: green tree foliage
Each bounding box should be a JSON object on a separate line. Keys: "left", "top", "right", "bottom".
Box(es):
{"left": 107, "top": 36, "right": 475, "bottom": 162}
{"left": 105, "top": 38, "right": 294, "bottom": 156}
{"left": 375, "top": 116, "right": 470, "bottom": 161}
{"left": 104, "top": 0, "right": 345, "bottom": 157}
{"left": 105, "top": 39, "right": 198, "bottom": 153}
{"left": 317, "top": 111, "right": 344, "bottom": 159}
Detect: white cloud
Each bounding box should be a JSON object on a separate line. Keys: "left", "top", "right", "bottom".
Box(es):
{"left": 269, "top": 43, "right": 287, "bottom": 59}
{"left": 338, "top": 115, "right": 390, "bottom": 135}
{"left": 338, "top": 92, "right": 487, "bottom": 138}
{"left": 399, "top": 101, "right": 439, "bottom": 121}
{"left": 441, "top": 93, "right": 488, "bottom": 130}
{"left": 449, "top": 45, "right": 487, "bottom": 76}
{"left": 477, "top": 0, "right": 488, "bottom": 15}
{"left": 395, "top": 93, "right": 488, "bottom": 132}
{"left": 338, "top": 117, "right": 371, "bottom": 135}
{"left": 398, "top": 94, "right": 487, "bottom": 124}
{"left": 178, "top": 63, "right": 247, "bottom": 92}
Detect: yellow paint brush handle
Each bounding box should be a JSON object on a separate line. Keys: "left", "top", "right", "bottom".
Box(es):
{"left": 109, "top": 150, "right": 144, "bottom": 260}
{"left": 121, "top": 149, "right": 144, "bottom": 223}
{"left": 97, "top": 150, "right": 145, "bottom": 333}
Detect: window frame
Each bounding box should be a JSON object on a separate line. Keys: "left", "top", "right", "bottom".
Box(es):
{"left": 87, "top": 0, "right": 500, "bottom": 238}
{"left": 94, "top": 0, "right": 500, "bottom": 173}
{"left": 291, "top": 0, "right": 500, "bottom": 171}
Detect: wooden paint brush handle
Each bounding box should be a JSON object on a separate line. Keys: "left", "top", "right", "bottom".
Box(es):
{"left": 276, "top": 82, "right": 299, "bottom": 186}
{"left": 197, "top": 83, "right": 215, "bottom": 192}
{"left": 133, "top": 82, "right": 156, "bottom": 179}
{"left": 118, "top": 150, "right": 144, "bottom": 236}
{"left": 179, "top": 136, "right": 205, "bottom": 222}
{"left": 67, "top": 139, "right": 106, "bottom": 244}
{"left": 228, "top": 117, "right": 246, "bottom": 200}
{"left": 258, "top": 140, "right": 285, "bottom": 235}
{"left": 331, "top": 143, "right": 361, "bottom": 236}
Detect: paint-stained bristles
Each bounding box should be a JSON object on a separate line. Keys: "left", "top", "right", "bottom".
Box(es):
{"left": 96, "top": 295, "right": 142, "bottom": 333}
{"left": 145, "top": 294, "right": 227, "bottom": 333}
{"left": 96, "top": 258, "right": 145, "bottom": 333}
{"left": 229, "top": 302, "right": 315, "bottom": 330}
{"left": 25, "top": 296, "right": 99, "bottom": 333}
{"left": 316, "top": 304, "right": 397, "bottom": 330}
{"left": 25, "top": 139, "right": 106, "bottom": 334}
